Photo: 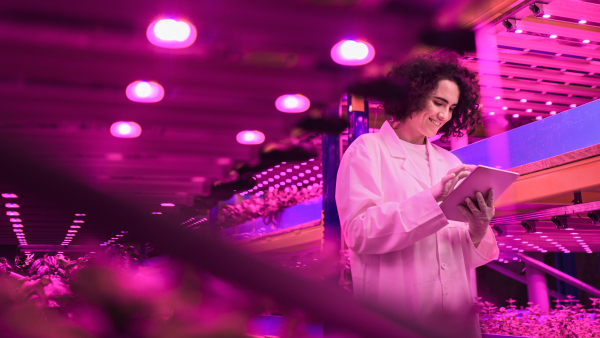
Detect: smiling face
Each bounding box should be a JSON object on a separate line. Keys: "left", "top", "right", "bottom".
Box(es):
{"left": 394, "top": 79, "right": 460, "bottom": 144}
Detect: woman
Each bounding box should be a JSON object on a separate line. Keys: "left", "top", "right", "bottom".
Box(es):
{"left": 335, "top": 52, "right": 499, "bottom": 338}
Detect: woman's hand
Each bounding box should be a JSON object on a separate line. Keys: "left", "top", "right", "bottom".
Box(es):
{"left": 458, "top": 189, "right": 495, "bottom": 244}
{"left": 430, "top": 164, "right": 476, "bottom": 203}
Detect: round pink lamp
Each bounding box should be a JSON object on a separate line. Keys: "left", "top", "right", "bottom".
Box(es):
{"left": 147, "top": 19, "right": 197, "bottom": 48}
{"left": 275, "top": 94, "right": 310, "bottom": 113}
{"left": 126, "top": 81, "right": 164, "bottom": 103}
{"left": 330, "top": 40, "right": 375, "bottom": 66}
{"left": 110, "top": 121, "right": 142, "bottom": 138}
{"left": 236, "top": 130, "right": 265, "bottom": 145}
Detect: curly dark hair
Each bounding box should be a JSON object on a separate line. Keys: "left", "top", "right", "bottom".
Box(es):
{"left": 383, "top": 52, "right": 481, "bottom": 142}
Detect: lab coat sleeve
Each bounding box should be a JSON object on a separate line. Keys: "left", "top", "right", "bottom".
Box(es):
{"left": 336, "top": 144, "right": 449, "bottom": 255}
{"left": 465, "top": 226, "right": 500, "bottom": 268}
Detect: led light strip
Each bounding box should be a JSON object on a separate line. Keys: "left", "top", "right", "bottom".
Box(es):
{"left": 3, "top": 193, "right": 28, "bottom": 248}
{"left": 240, "top": 159, "right": 324, "bottom": 196}
{"left": 100, "top": 231, "right": 128, "bottom": 246}
{"left": 61, "top": 213, "right": 86, "bottom": 246}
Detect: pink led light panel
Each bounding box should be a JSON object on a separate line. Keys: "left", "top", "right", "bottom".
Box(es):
{"left": 6, "top": 211, "right": 19, "bottom": 216}
{"left": 2, "top": 193, "right": 17, "bottom": 198}
{"left": 236, "top": 130, "right": 265, "bottom": 145}
{"left": 275, "top": 94, "right": 310, "bottom": 113}
{"left": 5, "top": 203, "right": 19, "bottom": 208}
{"left": 126, "top": 81, "right": 164, "bottom": 103}
{"left": 161, "top": 202, "right": 176, "bottom": 207}
{"left": 147, "top": 19, "right": 197, "bottom": 49}
{"left": 330, "top": 40, "right": 375, "bottom": 66}
{"left": 111, "top": 121, "right": 142, "bottom": 138}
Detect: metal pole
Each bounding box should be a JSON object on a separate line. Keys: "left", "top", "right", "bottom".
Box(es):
{"left": 348, "top": 94, "right": 369, "bottom": 145}
{"left": 525, "top": 252, "right": 550, "bottom": 312}
{"left": 322, "top": 106, "right": 342, "bottom": 243}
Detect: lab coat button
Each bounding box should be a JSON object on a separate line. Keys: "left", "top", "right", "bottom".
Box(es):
{"left": 441, "top": 263, "right": 448, "bottom": 270}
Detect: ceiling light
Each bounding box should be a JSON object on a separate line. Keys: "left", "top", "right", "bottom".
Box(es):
{"left": 110, "top": 121, "right": 142, "bottom": 138}
{"left": 147, "top": 18, "right": 197, "bottom": 48}
{"left": 70, "top": 225, "right": 81, "bottom": 229}
{"left": 582, "top": 39, "right": 590, "bottom": 44}
{"left": 542, "top": 14, "right": 550, "bottom": 18}
{"left": 515, "top": 29, "right": 523, "bottom": 34}
{"left": 161, "top": 202, "right": 175, "bottom": 207}
{"left": 275, "top": 94, "right": 310, "bottom": 113}
{"left": 236, "top": 130, "right": 265, "bottom": 145}
{"left": 68, "top": 230, "right": 77, "bottom": 233}
{"left": 549, "top": 34, "right": 557, "bottom": 39}
{"left": 74, "top": 214, "right": 86, "bottom": 216}
{"left": 550, "top": 111, "right": 556, "bottom": 115}
{"left": 151, "top": 212, "right": 162, "bottom": 215}
{"left": 545, "top": 101, "right": 552, "bottom": 105}
{"left": 9, "top": 218, "right": 22, "bottom": 222}
{"left": 73, "top": 220, "right": 84, "bottom": 223}
{"left": 12, "top": 224, "right": 23, "bottom": 228}
{"left": 67, "top": 234, "right": 75, "bottom": 237}
{"left": 520, "top": 99, "right": 527, "bottom": 102}
{"left": 125, "top": 81, "right": 164, "bottom": 103}
{"left": 579, "top": 20, "right": 587, "bottom": 24}
{"left": 5, "top": 203, "right": 19, "bottom": 208}
{"left": 13, "top": 229, "right": 23, "bottom": 233}
{"left": 1, "top": 193, "right": 17, "bottom": 198}
{"left": 331, "top": 40, "right": 375, "bottom": 66}
{"left": 512, "top": 114, "right": 519, "bottom": 118}
{"left": 570, "top": 104, "right": 577, "bottom": 108}
{"left": 502, "top": 106, "right": 508, "bottom": 110}
{"left": 494, "top": 96, "right": 501, "bottom": 100}
{"left": 488, "top": 112, "right": 495, "bottom": 116}
{"left": 6, "top": 211, "right": 20, "bottom": 216}
{"left": 526, "top": 109, "right": 532, "bottom": 113}
{"left": 536, "top": 116, "right": 542, "bottom": 120}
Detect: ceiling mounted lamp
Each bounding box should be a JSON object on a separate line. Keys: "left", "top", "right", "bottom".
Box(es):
{"left": 12, "top": 224, "right": 23, "bottom": 228}
{"left": 582, "top": 39, "right": 591, "bottom": 44}
{"left": 9, "top": 218, "right": 22, "bottom": 222}
{"left": 550, "top": 111, "right": 557, "bottom": 115}
{"left": 536, "top": 116, "right": 543, "bottom": 120}
{"left": 73, "top": 220, "right": 84, "bottom": 223}
{"left": 147, "top": 18, "right": 197, "bottom": 48}
{"left": 6, "top": 211, "right": 19, "bottom": 216}
{"left": 126, "top": 81, "right": 164, "bottom": 103}
{"left": 70, "top": 225, "right": 81, "bottom": 229}
{"left": 161, "top": 202, "right": 175, "bottom": 207}
{"left": 1, "top": 193, "right": 17, "bottom": 198}
{"left": 110, "top": 121, "right": 142, "bottom": 138}
{"left": 549, "top": 34, "right": 557, "bottom": 39}
{"left": 5, "top": 203, "right": 19, "bottom": 208}
{"left": 331, "top": 39, "right": 375, "bottom": 66}
{"left": 236, "top": 130, "right": 265, "bottom": 145}
{"left": 275, "top": 94, "right": 310, "bottom": 113}
{"left": 512, "top": 114, "right": 520, "bottom": 118}
{"left": 151, "top": 212, "right": 162, "bottom": 215}
{"left": 579, "top": 20, "right": 587, "bottom": 24}
{"left": 75, "top": 213, "right": 86, "bottom": 216}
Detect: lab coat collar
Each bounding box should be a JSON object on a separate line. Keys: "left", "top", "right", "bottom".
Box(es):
{"left": 379, "top": 121, "right": 444, "bottom": 187}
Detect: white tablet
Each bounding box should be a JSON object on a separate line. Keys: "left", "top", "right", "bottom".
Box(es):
{"left": 439, "top": 165, "right": 520, "bottom": 222}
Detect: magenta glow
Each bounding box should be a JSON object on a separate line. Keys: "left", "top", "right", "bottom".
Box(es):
{"left": 126, "top": 81, "right": 164, "bottom": 103}
{"left": 2, "top": 193, "right": 17, "bottom": 198}
{"left": 147, "top": 19, "right": 197, "bottom": 49}
{"left": 330, "top": 40, "right": 375, "bottom": 66}
{"left": 73, "top": 220, "right": 85, "bottom": 223}
{"left": 9, "top": 218, "right": 22, "bottom": 222}
{"left": 111, "top": 121, "right": 142, "bottom": 138}
{"left": 5, "top": 203, "right": 19, "bottom": 208}
{"left": 6, "top": 211, "right": 19, "bottom": 216}
{"left": 236, "top": 130, "right": 265, "bottom": 145}
{"left": 161, "top": 202, "right": 175, "bottom": 207}
{"left": 275, "top": 94, "right": 310, "bottom": 113}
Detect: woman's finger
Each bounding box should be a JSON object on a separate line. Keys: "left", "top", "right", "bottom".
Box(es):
{"left": 447, "top": 165, "right": 468, "bottom": 175}
{"left": 486, "top": 189, "right": 495, "bottom": 208}
{"left": 458, "top": 205, "right": 472, "bottom": 219}
{"left": 465, "top": 197, "right": 479, "bottom": 213}
{"left": 476, "top": 192, "right": 487, "bottom": 212}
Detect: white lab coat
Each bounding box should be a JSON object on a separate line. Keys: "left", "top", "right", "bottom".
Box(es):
{"left": 336, "top": 121, "right": 499, "bottom": 338}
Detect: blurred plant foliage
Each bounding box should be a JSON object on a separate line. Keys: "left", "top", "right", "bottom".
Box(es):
{"left": 220, "top": 184, "right": 323, "bottom": 228}
{"left": 479, "top": 296, "right": 600, "bottom": 337}
{"left": 0, "top": 245, "right": 313, "bottom": 338}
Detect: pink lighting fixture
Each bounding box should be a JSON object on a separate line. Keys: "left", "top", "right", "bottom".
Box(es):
{"left": 536, "top": 116, "right": 542, "bottom": 120}
{"left": 330, "top": 39, "right": 375, "bottom": 66}
{"left": 147, "top": 18, "right": 197, "bottom": 48}
{"left": 542, "top": 14, "right": 551, "bottom": 18}
{"left": 236, "top": 130, "right": 265, "bottom": 145}
{"left": 570, "top": 104, "right": 577, "bottom": 108}
{"left": 6, "top": 211, "right": 19, "bottom": 216}
{"left": 515, "top": 29, "right": 523, "bottom": 34}
{"left": 520, "top": 99, "right": 527, "bottom": 103}
{"left": 550, "top": 111, "right": 557, "bottom": 115}
{"left": 549, "top": 34, "right": 557, "bottom": 39}
{"left": 151, "top": 212, "right": 162, "bottom": 215}
{"left": 2, "top": 193, "right": 17, "bottom": 198}
{"left": 526, "top": 109, "right": 533, "bottom": 112}
{"left": 126, "top": 81, "right": 164, "bottom": 103}
{"left": 5, "top": 203, "right": 19, "bottom": 208}
{"left": 545, "top": 101, "right": 552, "bottom": 105}
{"left": 582, "top": 39, "right": 590, "bottom": 44}
{"left": 579, "top": 20, "right": 587, "bottom": 24}
{"left": 494, "top": 96, "right": 501, "bottom": 100}
{"left": 275, "top": 94, "right": 310, "bottom": 113}
{"left": 110, "top": 121, "right": 142, "bottom": 138}
{"left": 512, "top": 114, "right": 519, "bottom": 118}
{"left": 161, "top": 203, "right": 176, "bottom": 207}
